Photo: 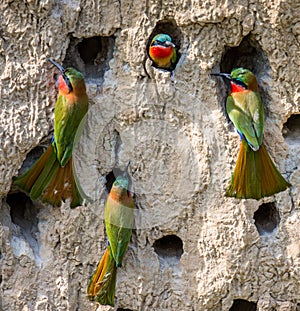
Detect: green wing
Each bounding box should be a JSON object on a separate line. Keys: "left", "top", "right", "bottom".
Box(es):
{"left": 104, "top": 196, "right": 134, "bottom": 267}
{"left": 171, "top": 48, "right": 177, "bottom": 65}
{"left": 54, "top": 94, "right": 88, "bottom": 166}
{"left": 226, "top": 90, "right": 264, "bottom": 150}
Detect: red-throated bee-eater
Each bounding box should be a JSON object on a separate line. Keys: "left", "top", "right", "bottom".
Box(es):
{"left": 13, "top": 59, "right": 88, "bottom": 208}
{"left": 87, "top": 163, "right": 134, "bottom": 306}
{"left": 147, "top": 33, "right": 178, "bottom": 73}
{"left": 212, "top": 68, "right": 291, "bottom": 199}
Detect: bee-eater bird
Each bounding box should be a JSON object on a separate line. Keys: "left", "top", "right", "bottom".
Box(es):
{"left": 13, "top": 59, "right": 89, "bottom": 208}
{"left": 87, "top": 163, "right": 134, "bottom": 306}
{"left": 212, "top": 68, "right": 291, "bottom": 199}
{"left": 147, "top": 33, "right": 178, "bottom": 73}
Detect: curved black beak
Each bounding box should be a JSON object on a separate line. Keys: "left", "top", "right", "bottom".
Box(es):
{"left": 49, "top": 59, "right": 65, "bottom": 74}
{"left": 49, "top": 59, "right": 73, "bottom": 92}
{"left": 211, "top": 72, "right": 232, "bottom": 80}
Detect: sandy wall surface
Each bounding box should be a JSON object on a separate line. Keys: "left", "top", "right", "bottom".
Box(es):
{"left": 0, "top": 0, "right": 299, "bottom": 310}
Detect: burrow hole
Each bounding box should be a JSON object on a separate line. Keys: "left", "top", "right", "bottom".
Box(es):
{"left": 146, "top": 19, "right": 182, "bottom": 67}
{"left": 221, "top": 35, "right": 270, "bottom": 75}
{"left": 6, "top": 192, "right": 39, "bottom": 247}
{"left": 283, "top": 114, "right": 300, "bottom": 144}
{"left": 254, "top": 202, "right": 280, "bottom": 235}
{"left": 63, "top": 36, "right": 115, "bottom": 83}
{"left": 229, "top": 299, "right": 257, "bottom": 311}
{"left": 217, "top": 35, "right": 271, "bottom": 119}
{"left": 116, "top": 309, "right": 133, "bottom": 311}
{"left": 153, "top": 235, "right": 183, "bottom": 266}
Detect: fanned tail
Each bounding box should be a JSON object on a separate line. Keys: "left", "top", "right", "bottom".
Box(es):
{"left": 87, "top": 246, "right": 117, "bottom": 307}
{"left": 13, "top": 145, "right": 84, "bottom": 208}
{"left": 226, "top": 139, "right": 291, "bottom": 199}
{"left": 42, "top": 156, "right": 83, "bottom": 208}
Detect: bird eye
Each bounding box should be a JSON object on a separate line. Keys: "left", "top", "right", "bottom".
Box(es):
{"left": 63, "top": 75, "right": 73, "bottom": 92}
{"left": 232, "top": 78, "right": 247, "bottom": 89}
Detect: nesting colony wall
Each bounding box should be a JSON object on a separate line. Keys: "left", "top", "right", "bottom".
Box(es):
{"left": 0, "top": 0, "right": 299, "bottom": 310}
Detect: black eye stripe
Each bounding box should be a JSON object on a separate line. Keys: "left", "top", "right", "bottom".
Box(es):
{"left": 232, "top": 78, "right": 247, "bottom": 89}
{"left": 151, "top": 40, "right": 163, "bottom": 46}
{"left": 63, "top": 74, "right": 73, "bottom": 92}
{"left": 151, "top": 40, "right": 171, "bottom": 47}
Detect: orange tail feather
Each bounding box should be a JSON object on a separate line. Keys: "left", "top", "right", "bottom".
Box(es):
{"left": 87, "top": 246, "right": 117, "bottom": 306}
{"left": 13, "top": 146, "right": 55, "bottom": 193}
{"left": 226, "top": 140, "right": 291, "bottom": 199}
{"left": 42, "top": 157, "right": 83, "bottom": 208}
{"left": 14, "top": 146, "right": 84, "bottom": 208}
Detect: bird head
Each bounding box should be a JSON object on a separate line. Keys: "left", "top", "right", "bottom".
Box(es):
{"left": 212, "top": 68, "right": 258, "bottom": 92}
{"left": 151, "top": 34, "right": 175, "bottom": 48}
{"left": 49, "top": 59, "right": 85, "bottom": 95}
{"left": 111, "top": 162, "right": 132, "bottom": 197}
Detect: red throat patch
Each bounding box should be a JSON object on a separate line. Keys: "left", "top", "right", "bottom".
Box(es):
{"left": 150, "top": 46, "right": 173, "bottom": 59}
{"left": 230, "top": 81, "right": 246, "bottom": 93}
{"left": 57, "top": 75, "right": 70, "bottom": 94}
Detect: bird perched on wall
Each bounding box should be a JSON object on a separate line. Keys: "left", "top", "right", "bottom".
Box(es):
{"left": 147, "top": 33, "right": 178, "bottom": 74}
{"left": 87, "top": 163, "right": 134, "bottom": 306}
{"left": 13, "top": 59, "right": 89, "bottom": 208}
{"left": 212, "top": 68, "right": 291, "bottom": 199}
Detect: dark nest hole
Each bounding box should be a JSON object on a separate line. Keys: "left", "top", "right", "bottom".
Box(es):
{"left": 215, "top": 35, "right": 271, "bottom": 119}
{"left": 220, "top": 35, "right": 270, "bottom": 75}
{"left": 254, "top": 202, "right": 280, "bottom": 235}
{"left": 6, "top": 192, "right": 39, "bottom": 249}
{"left": 116, "top": 309, "right": 134, "bottom": 311}
{"left": 145, "top": 19, "right": 182, "bottom": 73}
{"left": 63, "top": 36, "right": 115, "bottom": 83}
{"left": 7, "top": 192, "right": 38, "bottom": 227}
{"left": 147, "top": 19, "right": 182, "bottom": 52}
{"left": 282, "top": 114, "right": 300, "bottom": 144}
{"left": 229, "top": 299, "right": 257, "bottom": 311}
{"left": 153, "top": 235, "right": 183, "bottom": 265}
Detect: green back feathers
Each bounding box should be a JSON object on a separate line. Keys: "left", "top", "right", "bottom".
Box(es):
{"left": 105, "top": 171, "right": 134, "bottom": 267}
